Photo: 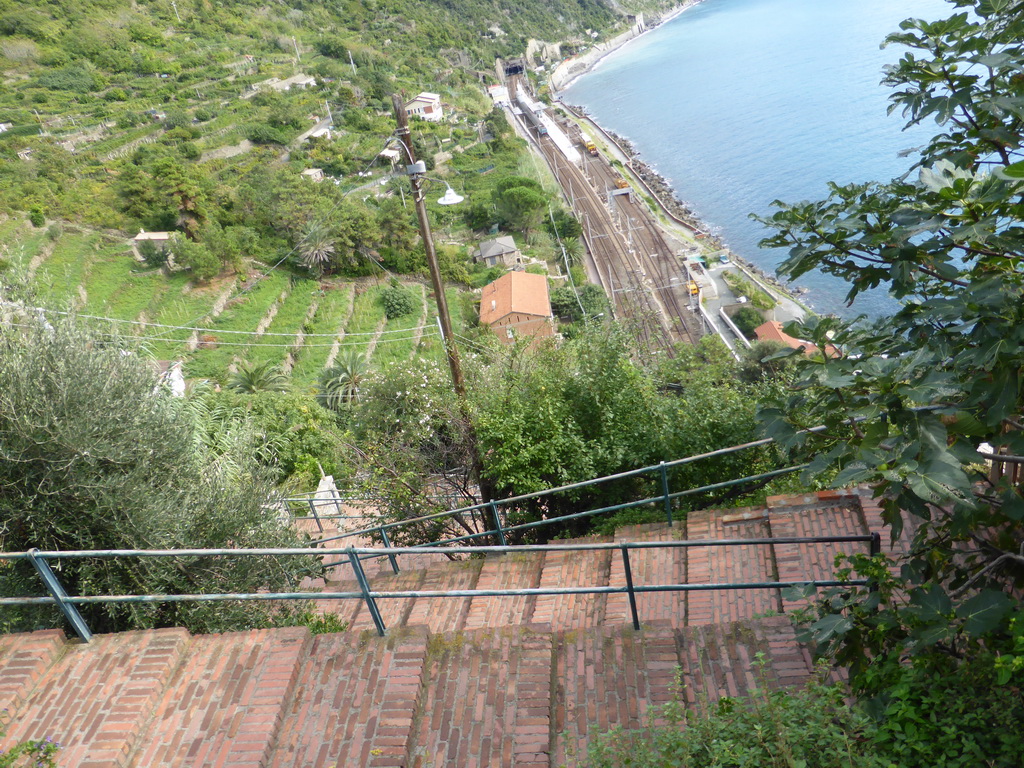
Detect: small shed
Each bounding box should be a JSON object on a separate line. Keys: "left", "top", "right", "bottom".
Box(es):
{"left": 474, "top": 235, "right": 522, "bottom": 268}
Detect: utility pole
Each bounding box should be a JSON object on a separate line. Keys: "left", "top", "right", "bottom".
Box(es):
{"left": 292, "top": 36, "right": 301, "bottom": 62}
{"left": 391, "top": 93, "right": 492, "bottom": 504}
{"left": 171, "top": 0, "right": 181, "bottom": 23}
{"left": 348, "top": 50, "right": 357, "bottom": 76}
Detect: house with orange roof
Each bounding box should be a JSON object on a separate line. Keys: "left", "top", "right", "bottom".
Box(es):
{"left": 479, "top": 271, "right": 554, "bottom": 344}
{"left": 754, "top": 321, "right": 839, "bottom": 357}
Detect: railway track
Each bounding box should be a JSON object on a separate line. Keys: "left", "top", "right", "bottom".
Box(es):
{"left": 505, "top": 83, "right": 702, "bottom": 355}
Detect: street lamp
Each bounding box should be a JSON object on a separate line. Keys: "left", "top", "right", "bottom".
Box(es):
{"left": 391, "top": 94, "right": 491, "bottom": 503}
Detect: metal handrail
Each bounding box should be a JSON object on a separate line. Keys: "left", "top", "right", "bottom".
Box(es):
{"left": 313, "top": 461, "right": 811, "bottom": 571}
{"left": 2, "top": 533, "right": 881, "bottom": 641}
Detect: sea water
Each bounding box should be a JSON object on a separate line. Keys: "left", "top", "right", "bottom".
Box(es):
{"left": 561, "top": 0, "right": 952, "bottom": 318}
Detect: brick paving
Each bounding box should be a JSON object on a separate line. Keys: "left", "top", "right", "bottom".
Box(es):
{"left": 0, "top": 490, "right": 910, "bottom": 768}
{"left": 606, "top": 524, "right": 686, "bottom": 627}
{"left": 4, "top": 629, "right": 190, "bottom": 768}
{"left": 533, "top": 536, "right": 612, "bottom": 630}
{"left": 130, "top": 628, "right": 308, "bottom": 768}
{"left": 270, "top": 629, "right": 428, "bottom": 768}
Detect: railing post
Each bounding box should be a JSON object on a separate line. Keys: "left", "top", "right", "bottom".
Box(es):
{"left": 27, "top": 549, "right": 92, "bottom": 642}
{"left": 306, "top": 498, "right": 325, "bottom": 533}
{"left": 347, "top": 548, "right": 386, "bottom": 636}
{"left": 659, "top": 461, "right": 672, "bottom": 525}
{"left": 490, "top": 502, "right": 507, "bottom": 547}
{"left": 868, "top": 532, "right": 881, "bottom": 595}
{"left": 620, "top": 544, "right": 641, "bottom": 631}
{"left": 379, "top": 527, "right": 400, "bottom": 574}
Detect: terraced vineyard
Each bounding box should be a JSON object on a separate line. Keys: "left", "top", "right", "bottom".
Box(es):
{"left": 2, "top": 223, "right": 448, "bottom": 385}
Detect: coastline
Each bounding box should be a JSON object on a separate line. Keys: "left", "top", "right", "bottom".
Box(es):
{"left": 549, "top": 1, "right": 705, "bottom": 93}
{"left": 548, "top": 1, "right": 812, "bottom": 320}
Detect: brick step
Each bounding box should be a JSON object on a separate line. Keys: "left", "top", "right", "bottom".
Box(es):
{"left": 677, "top": 616, "right": 816, "bottom": 710}
{"left": 411, "top": 626, "right": 553, "bottom": 768}
{"left": 349, "top": 568, "right": 427, "bottom": 631}
{"left": 553, "top": 622, "right": 680, "bottom": 766}
{"left": 463, "top": 552, "right": 544, "bottom": 631}
{"left": 0, "top": 629, "right": 66, "bottom": 721}
{"left": 770, "top": 500, "right": 869, "bottom": 611}
{"left": 607, "top": 523, "right": 686, "bottom": 626}
{"left": 531, "top": 536, "right": 612, "bottom": 630}
{"left": 2, "top": 629, "right": 190, "bottom": 768}
{"left": 405, "top": 557, "right": 483, "bottom": 634}
{"left": 128, "top": 627, "right": 308, "bottom": 768}
{"left": 270, "top": 629, "right": 429, "bottom": 768}
{"left": 685, "top": 508, "right": 780, "bottom": 625}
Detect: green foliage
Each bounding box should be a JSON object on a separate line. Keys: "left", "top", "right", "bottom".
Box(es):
{"left": 587, "top": 670, "right": 884, "bottom": 768}
{"left": 0, "top": 313, "right": 318, "bottom": 635}
{"left": 737, "top": 339, "right": 799, "bottom": 384}
{"left": 170, "top": 234, "right": 219, "bottom": 281}
{"left": 137, "top": 237, "right": 168, "bottom": 268}
{"left": 756, "top": 0, "right": 1024, "bottom": 694}
{"left": 245, "top": 123, "right": 289, "bottom": 145}
{"left": 730, "top": 304, "right": 764, "bottom": 338}
{"left": 318, "top": 350, "right": 366, "bottom": 411}
{"left": 549, "top": 282, "right": 607, "bottom": 322}
{"left": 0, "top": 716, "right": 60, "bottom": 768}
{"left": 493, "top": 175, "right": 548, "bottom": 234}
{"left": 227, "top": 360, "right": 289, "bottom": 393}
{"left": 28, "top": 206, "right": 44, "bottom": 227}
{"left": 297, "top": 610, "right": 349, "bottom": 635}
{"left": 35, "top": 65, "right": 97, "bottom": 92}
{"left": 720, "top": 269, "right": 776, "bottom": 310}
{"left": 381, "top": 279, "right": 417, "bottom": 319}
{"left": 187, "top": 389, "right": 349, "bottom": 488}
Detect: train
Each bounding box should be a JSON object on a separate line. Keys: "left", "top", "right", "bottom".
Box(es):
{"left": 515, "top": 91, "right": 548, "bottom": 135}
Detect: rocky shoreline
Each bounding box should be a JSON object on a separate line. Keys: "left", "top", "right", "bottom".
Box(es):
{"left": 592, "top": 125, "right": 809, "bottom": 300}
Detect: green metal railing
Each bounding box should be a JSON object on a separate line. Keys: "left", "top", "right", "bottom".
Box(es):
{"left": 302, "top": 435, "right": 815, "bottom": 573}
{"left": 0, "top": 533, "right": 881, "bottom": 642}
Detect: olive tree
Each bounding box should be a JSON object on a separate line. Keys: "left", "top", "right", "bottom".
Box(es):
{"left": 0, "top": 312, "right": 319, "bottom": 635}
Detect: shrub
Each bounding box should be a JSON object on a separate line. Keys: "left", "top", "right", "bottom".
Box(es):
{"left": 381, "top": 280, "right": 416, "bottom": 319}
{"left": 246, "top": 123, "right": 288, "bottom": 145}
{"left": 587, "top": 671, "right": 885, "bottom": 768}
{"left": 730, "top": 305, "right": 764, "bottom": 338}
{"left": 29, "top": 206, "right": 44, "bottom": 227}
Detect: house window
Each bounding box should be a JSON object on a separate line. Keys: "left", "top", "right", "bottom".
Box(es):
{"left": 506, "top": 327, "right": 514, "bottom": 339}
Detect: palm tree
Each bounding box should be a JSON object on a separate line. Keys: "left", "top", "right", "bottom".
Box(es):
{"left": 226, "top": 360, "right": 289, "bottom": 393}
{"left": 298, "top": 225, "right": 336, "bottom": 277}
{"left": 317, "top": 350, "right": 366, "bottom": 410}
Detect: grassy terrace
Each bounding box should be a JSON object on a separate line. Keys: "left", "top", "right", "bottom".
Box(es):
{"left": 34, "top": 233, "right": 105, "bottom": 303}
{"left": 143, "top": 274, "right": 231, "bottom": 361}
{"left": 185, "top": 271, "right": 290, "bottom": 381}
{"left": 289, "top": 284, "right": 354, "bottom": 388}
{"left": 245, "top": 278, "right": 320, "bottom": 368}
{"left": 2, "top": 227, "right": 48, "bottom": 273}
{"left": 342, "top": 285, "right": 386, "bottom": 362}
{"left": 370, "top": 283, "right": 427, "bottom": 369}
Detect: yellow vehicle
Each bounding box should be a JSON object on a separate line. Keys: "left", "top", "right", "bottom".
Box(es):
{"left": 585, "top": 141, "right": 598, "bottom": 156}
{"left": 614, "top": 177, "right": 629, "bottom": 189}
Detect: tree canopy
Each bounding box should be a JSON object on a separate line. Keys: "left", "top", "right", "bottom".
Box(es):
{"left": 0, "top": 314, "right": 320, "bottom": 634}
{"left": 756, "top": 0, "right": 1024, "bottom": 706}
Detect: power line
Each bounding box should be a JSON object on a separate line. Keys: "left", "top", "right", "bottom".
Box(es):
{"left": 2, "top": 302, "right": 433, "bottom": 338}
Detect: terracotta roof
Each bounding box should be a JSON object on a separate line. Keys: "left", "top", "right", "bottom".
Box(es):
{"left": 754, "top": 321, "right": 838, "bottom": 357}
{"left": 479, "top": 271, "right": 551, "bottom": 325}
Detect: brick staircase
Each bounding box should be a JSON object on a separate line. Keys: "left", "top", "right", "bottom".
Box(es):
{"left": 0, "top": 491, "right": 898, "bottom": 768}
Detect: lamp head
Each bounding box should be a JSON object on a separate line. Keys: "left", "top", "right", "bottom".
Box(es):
{"left": 437, "top": 185, "right": 464, "bottom": 206}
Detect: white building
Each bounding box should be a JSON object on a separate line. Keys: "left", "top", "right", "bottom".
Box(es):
{"left": 405, "top": 92, "right": 444, "bottom": 122}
